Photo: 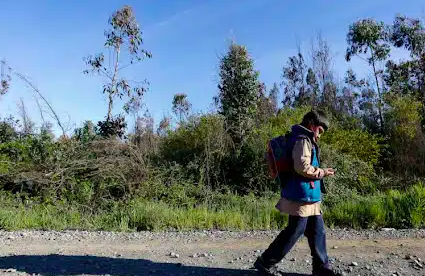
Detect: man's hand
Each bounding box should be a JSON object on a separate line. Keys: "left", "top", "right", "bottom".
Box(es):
{"left": 323, "top": 168, "right": 335, "bottom": 177}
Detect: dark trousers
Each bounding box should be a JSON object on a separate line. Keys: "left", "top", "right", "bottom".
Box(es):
{"left": 261, "top": 215, "right": 330, "bottom": 272}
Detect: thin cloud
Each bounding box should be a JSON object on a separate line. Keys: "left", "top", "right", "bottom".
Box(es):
{"left": 144, "top": 0, "right": 277, "bottom": 36}
{"left": 145, "top": 2, "right": 210, "bottom": 33}
{"left": 153, "top": 8, "right": 196, "bottom": 28}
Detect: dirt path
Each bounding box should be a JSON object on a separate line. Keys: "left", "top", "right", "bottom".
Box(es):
{"left": 0, "top": 230, "right": 423, "bottom": 275}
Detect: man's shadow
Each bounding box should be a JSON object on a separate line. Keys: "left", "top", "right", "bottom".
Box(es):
{"left": 0, "top": 254, "right": 308, "bottom": 276}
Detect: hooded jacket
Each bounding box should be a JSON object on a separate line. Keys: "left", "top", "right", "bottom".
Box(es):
{"left": 280, "top": 125, "right": 326, "bottom": 203}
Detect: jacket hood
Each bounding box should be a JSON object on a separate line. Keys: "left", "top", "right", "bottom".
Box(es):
{"left": 291, "top": 125, "right": 314, "bottom": 140}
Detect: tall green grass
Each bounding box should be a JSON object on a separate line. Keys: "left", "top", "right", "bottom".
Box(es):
{"left": 0, "top": 183, "right": 424, "bottom": 231}
{"left": 325, "top": 183, "right": 425, "bottom": 229}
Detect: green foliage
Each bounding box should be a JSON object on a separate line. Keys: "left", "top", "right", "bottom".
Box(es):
{"left": 321, "top": 128, "right": 383, "bottom": 167}
{"left": 172, "top": 93, "right": 191, "bottom": 122}
{"left": 385, "top": 94, "right": 422, "bottom": 139}
{"left": 386, "top": 15, "right": 425, "bottom": 121}
{"left": 391, "top": 15, "right": 425, "bottom": 58}
{"left": 256, "top": 83, "right": 276, "bottom": 125}
{"left": 320, "top": 144, "right": 378, "bottom": 195}
{"left": 74, "top": 121, "right": 97, "bottom": 144}
{"left": 97, "top": 115, "right": 127, "bottom": 138}
{"left": 305, "top": 68, "right": 319, "bottom": 106}
{"left": 84, "top": 5, "right": 152, "bottom": 121}
{"left": 383, "top": 94, "right": 425, "bottom": 175}
{"left": 216, "top": 42, "right": 261, "bottom": 147}
{"left": 220, "top": 135, "right": 274, "bottom": 194}
{"left": 282, "top": 52, "right": 309, "bottom": 107}
{"left": 0, "top": 132, "right": 56, "bottom": 167}
{"left": 264, "top": 106, "right": 312, "bottom": 137}
{"left": 325, "top": 183, "right": 425, "bottom": 229}
{"left": 0, "top": 61, "right": 11, "bottom": 96}
{"left": 346, "top": 19, "right": 390, "bottom": 63}
{"left": 159, "top": 114, "right": 231, "bottom": 188}
{"left": 346, "top": 18, "right": 391, "bottom": 133}
{"left": 0, "top": 118, "right": 18, "bottom": 143}
{"left": 268, "top": 83, "right": 279, "bottom": 114}
{"left": 0, "top": 183, "right": 425, "bottom": 231}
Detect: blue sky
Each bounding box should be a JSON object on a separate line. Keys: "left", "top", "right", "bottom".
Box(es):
{"left": 0, "top": 0, "right": 424, "bottom": 135}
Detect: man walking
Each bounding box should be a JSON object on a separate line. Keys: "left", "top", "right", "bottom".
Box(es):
{"left": 254, "top": 110, "right": 339, "bottom": 276}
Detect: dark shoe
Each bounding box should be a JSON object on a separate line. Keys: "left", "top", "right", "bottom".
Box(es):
{"left": 313, "top": 267, "right": 342, "bottom": 276}
{"left": 253, "top": 256, "right": 284, "bottom": 276}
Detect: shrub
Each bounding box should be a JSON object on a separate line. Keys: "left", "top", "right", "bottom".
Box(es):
{"left": 320, "top": 144, "right": 378, "bottom": 195}
{"left": 0, "top": 137, "right": 149, "bottom": 207}
{"left": 384, "top": 94, "right": 425, "bottom": 176}
{"left": 320, "top": 128, "right": 384, "bottom": 167}
{"left": 159, "top": 114, "right": 231, "bottom": 189}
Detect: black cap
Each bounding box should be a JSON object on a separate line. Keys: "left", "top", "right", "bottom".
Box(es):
{"left": 301, "top": 110, "right": 330, "bottom": 131}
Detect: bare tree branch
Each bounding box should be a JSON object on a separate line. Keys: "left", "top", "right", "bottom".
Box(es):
{"left": 17, "top": 97, "right": 34, "bottom": 135}
{"left": 1, "top": 60, "right": 67, "bottom": 137}
{"left": 33, "top": 95, "right": 46, "bottom": 125}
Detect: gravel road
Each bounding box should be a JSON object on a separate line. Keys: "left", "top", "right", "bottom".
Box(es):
{"left": 0, "top": 228, "right": 424, "bottom": 276}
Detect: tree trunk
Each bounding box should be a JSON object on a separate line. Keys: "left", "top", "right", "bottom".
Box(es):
{"left": 107, "top": 47, "right": 121, "bottom": 122}
{"left": 107, "top": 93, "right": 113, "bottom": 122}
{"left": 370, "top": 49, "right": 385, "bottom": 134}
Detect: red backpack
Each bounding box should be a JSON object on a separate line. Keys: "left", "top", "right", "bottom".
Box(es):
{"left": 266, "top": 132, "right": 293, "bottom": 184}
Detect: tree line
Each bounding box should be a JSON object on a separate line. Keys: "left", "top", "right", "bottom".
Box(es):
{"left": 0, "top": 6, "right": 424, "bottom": 207}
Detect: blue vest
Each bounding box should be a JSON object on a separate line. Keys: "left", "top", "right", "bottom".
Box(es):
{"left": 280, "top": 126, "right": 323, "bottom": 203}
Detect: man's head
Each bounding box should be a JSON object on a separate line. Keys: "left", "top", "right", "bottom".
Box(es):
{"left": 301, "top": 110, "right": 329, "bottom": 141}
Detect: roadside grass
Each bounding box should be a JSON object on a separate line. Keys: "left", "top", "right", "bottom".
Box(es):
{"left": 0, "top": 183, "right": 424, "bottom": 231}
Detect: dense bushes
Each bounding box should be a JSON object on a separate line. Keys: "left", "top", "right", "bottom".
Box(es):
{"left": 384, "top": 95, "right": 425, "bottom": 176}
{"left": 159, "top": 114, "right": 231, "bottom": 189}
{"left": 0, "top": 104, "right": 419, "bottom": 200}
{"left": 320, "top": 128, "right": 383, "bottom": 167}
{"left": 0, "top": 97, "right": 422, "bottom": 231}
{"left": 155, "top": 106, "right": 388, "bottom": 196}
{"left": 0, "top": 131, "right": 149, "bottom": 207}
